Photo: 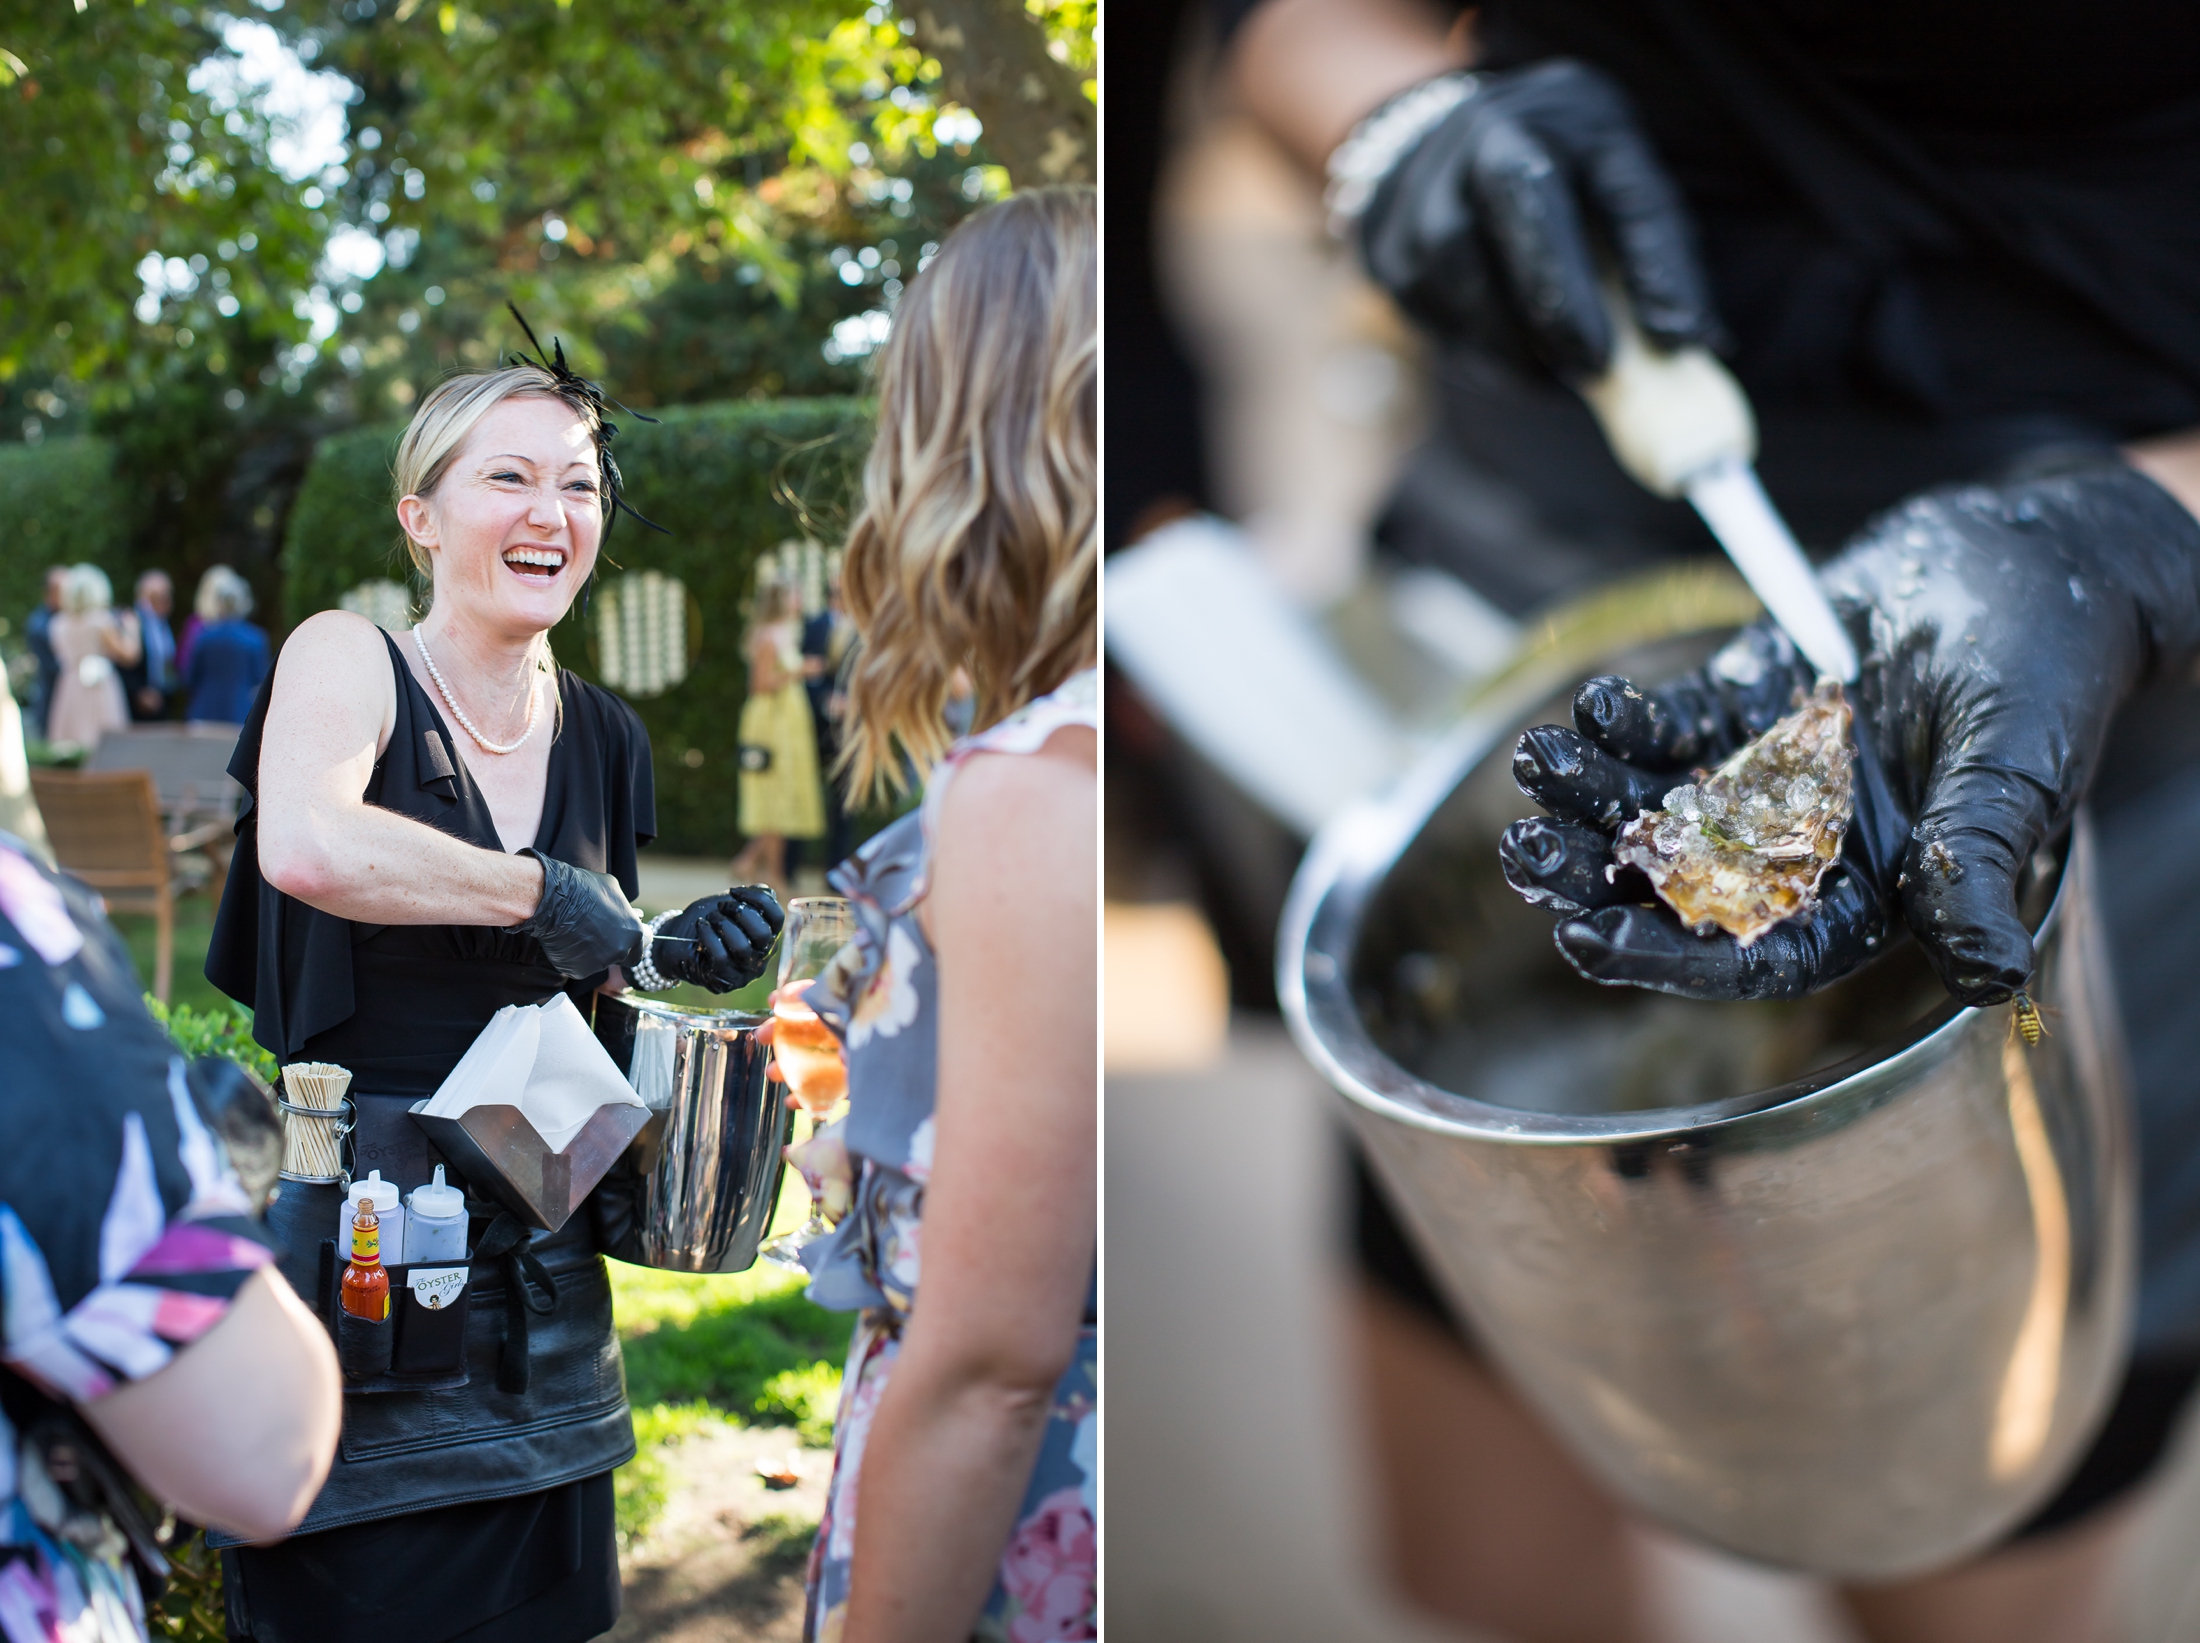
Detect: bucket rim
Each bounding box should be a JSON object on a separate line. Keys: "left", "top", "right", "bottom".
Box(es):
{"left": 592, "top": 990, "right": 766, "bottom": 1030}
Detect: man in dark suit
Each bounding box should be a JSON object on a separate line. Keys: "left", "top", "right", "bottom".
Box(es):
{"left": 799, "top": 574, "right": 855, "bottom": 873}
{"left": 119, "top": 570, "right": 177, "bottom": 721}
{"left": 23, "top": 565, "right": 65, "bottom": 741}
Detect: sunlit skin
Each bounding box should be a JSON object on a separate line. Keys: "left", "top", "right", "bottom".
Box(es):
{"left": 256, "top": 395, "right": 610, "bottom": 924}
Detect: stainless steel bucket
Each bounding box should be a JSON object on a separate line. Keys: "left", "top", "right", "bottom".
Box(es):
{"left": 1278, "top": 580, "right": 2137, "bottom": 1578}
{"left": 591, "top": 992, "right": 791, "bottom": 1273}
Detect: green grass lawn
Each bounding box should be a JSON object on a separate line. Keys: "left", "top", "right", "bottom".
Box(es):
{"left": 111, "top": 888, "right": 229, "bottom": 1014}
{"left": 609, "top": 1182, "right": 853, "bottom": 1545}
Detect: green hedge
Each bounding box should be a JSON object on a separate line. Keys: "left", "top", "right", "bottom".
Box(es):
{"left": 0, "top": 437, "right": 134, "bottom": 642}
{"left": 282, "top": 398, "right": 874, "bottom": 856}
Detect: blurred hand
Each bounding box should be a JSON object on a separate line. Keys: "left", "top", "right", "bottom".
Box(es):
{"left": 1351, "top": 59, "right": 1722, "bottom": 381}
{"left": 1502, "top": 460, "right": 2200, "bottom": 1002}
{"left": 785, "top": 1118, "right": 853, "bottom": 1225}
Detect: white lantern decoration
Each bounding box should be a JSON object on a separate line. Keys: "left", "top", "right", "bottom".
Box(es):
{"left": 595, "top": 570, "right": 690, "bottom": 698}
{"left": 340, "top": 578, "right": 416, "bottom": 632}
{"left": 754, "top": 539, "right": 836, "bottom": 616}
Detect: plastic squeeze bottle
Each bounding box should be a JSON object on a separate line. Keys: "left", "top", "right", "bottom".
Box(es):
{"left": 404, "top": 1166, "right": 468, "bottom": 1264}
{"left": 338, "top": 1170, "right": 405, "bottom": 1262}
{"left": 341, "top": 1201, "right": 391, "bottom": 1322}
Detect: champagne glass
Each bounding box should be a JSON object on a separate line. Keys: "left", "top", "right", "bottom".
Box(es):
{"left": 760, "top": 897, "right": 857, "bottom": 1270}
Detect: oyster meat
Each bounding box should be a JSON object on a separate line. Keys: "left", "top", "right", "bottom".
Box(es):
{"left": 1613, "top": 679, "right": 1855, "bottom": 947}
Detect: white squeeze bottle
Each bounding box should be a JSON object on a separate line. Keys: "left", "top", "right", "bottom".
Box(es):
{"left": 404, "top": 1167, "right": 468, "bottom": 1264}
{"left": 339, "top": 1171, "right": 405, "bottom": 1263}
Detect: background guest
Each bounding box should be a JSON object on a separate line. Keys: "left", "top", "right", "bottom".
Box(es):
{"left": 184, "top": 565, "right": 271, "bottom": 725}
{"left": 120, "top": 567, "right": 178, "bottom": 721}
{"left": 800, "top": 566, "right": 856, "bottom": 872}
{"left": 731, "top": 573, "right": 825, "bottom": 891}
{"left": 45, "top": 562, "right": 141, "bottom": 752}
{"left": 177, "top": 564, "right": 218, "bottom": 677}
{"left": 24, "top": 563, "right": 66, "bottom": 741}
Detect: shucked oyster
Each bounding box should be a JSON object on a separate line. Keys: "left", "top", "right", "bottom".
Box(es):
{"left": 1613, "top": 680, "right": 1855, "bottom": 947}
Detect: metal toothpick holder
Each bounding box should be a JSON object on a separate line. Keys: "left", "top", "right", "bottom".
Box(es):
{"left": 276, "top": 1093, "right": 355, "bottom": 1187}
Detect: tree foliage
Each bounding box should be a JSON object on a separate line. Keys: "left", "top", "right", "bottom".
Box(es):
{"left": 289, "top": 1, "right": 951, "bottom": 296}
{"left": 0, "top": 0, "right": 1091, "bottom": 643}
{"left": 0, "top": 6, "right": 325, "bottom": 399}
{"left": 0, "top": 439, "right": 131, "bottom": 633}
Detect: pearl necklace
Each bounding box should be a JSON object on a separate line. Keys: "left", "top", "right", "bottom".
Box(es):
{"left": 413, "top": 628, "right": 540, "bottom": 756}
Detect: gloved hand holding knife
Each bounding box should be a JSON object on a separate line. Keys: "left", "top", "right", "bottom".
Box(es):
{"left": 512, "top": 851, "right": 783, "bottom": 994}
{"left": 1505, "top": 463, "right": 2200, "bottom": 1003}
{"left": 1339, "top": 56, "right": 2200, "bottom": 1006}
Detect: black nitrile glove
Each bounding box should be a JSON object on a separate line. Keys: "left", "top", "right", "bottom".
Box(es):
{"left": 512, "top": 849, "right": 644, "bottom": 980}
{"left": 1502, "top": 460, "right": 2200, "bottom": 1004}
{"left": 1353, "top": 59, "right": 1722, "bottom": 381}
{"left": 650, "top": 886, "right": 784, "bottom": 994}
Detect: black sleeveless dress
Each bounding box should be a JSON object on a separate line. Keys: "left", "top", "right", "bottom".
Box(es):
{"left": 205, "top": 630, "right": 655, "bottom": 1643}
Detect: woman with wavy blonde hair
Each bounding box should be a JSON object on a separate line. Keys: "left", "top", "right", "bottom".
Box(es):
{"left": 779, "top": 187, "right": 1096, "bottom": 1643}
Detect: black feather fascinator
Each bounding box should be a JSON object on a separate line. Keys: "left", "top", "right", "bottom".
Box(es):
{"left": 505, "top": 300, "right": 668, "bottom": 545}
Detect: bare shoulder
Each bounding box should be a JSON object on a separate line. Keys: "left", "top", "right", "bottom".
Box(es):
{"left": 275, "top": 609, "right": 392, "bottom": 681}
{"left": 930, "top": 727, "right": 1096, "bottom": 906}
{"left": 264, "top": 611, "right": 397, "bottom": 755}
{"left": 936, "top": 729, "right": 1094, "bottom": 840}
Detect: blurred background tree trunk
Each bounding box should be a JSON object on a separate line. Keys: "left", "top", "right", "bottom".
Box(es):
{"left": 908, "top": 0, "right": 1095, "bottom": 184}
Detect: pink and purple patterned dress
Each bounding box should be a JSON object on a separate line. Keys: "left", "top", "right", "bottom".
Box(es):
{"left": 799, "top": 671, "right": 1098, "bottom": 1643}
{"left": 0, "top": 834, "right": 276, "bottom": 1643}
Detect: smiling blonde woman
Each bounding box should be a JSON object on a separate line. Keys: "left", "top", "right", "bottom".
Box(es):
{"left": 206, "top": 353, "right": 783, "bottom": 1643}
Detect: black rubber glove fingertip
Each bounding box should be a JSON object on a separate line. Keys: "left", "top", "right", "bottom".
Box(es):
{"left": 1554, "top": 917, "right": 1637, "bottom": 988}
{"left": 1905, "top": 871, "right": 2038, "bottom": 1007}
{"left": 1502, "top": 818, "right": 1566, "bottom": 876}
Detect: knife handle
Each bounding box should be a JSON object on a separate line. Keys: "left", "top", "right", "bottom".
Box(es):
{"left": 1578, "top": 282, "right": 1755, "bottom": 499}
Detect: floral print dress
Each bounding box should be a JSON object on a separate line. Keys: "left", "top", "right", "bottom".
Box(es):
{"left": 799, "top": 671, "right": 1098, "bottom": 1643}
{"left": 0, "top": 835, "right": 277, "bottom": 1643}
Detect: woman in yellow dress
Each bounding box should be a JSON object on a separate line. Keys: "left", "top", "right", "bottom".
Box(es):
{"left": 732, "top": 575, "right": 825, "bottom": 888}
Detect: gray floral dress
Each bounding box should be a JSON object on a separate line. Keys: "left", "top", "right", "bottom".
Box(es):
{"left": 799, "top": 670, "right": 1097, "bottom": 1643}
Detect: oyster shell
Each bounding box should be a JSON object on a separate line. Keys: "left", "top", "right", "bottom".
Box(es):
{"left": 1613, "top": 680, "right": 1855, "bottom": 947}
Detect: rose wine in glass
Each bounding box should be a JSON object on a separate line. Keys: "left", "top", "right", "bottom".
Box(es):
{"left": 771, "top": 980, "right": 847, "bottom": 1117}
{"left": 761, "top": 897, "right": 857, "bottom": 1271}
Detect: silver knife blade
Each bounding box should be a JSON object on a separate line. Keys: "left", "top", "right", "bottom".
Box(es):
{"left": 1684, "top": 459, "right": 1859, "bottom": 684}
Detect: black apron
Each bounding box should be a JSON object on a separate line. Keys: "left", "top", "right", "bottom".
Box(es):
{"left": 205, "top": 630, "right": 657, "bottom": 1642}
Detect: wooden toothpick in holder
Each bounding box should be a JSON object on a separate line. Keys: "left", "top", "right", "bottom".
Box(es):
{"left": 277, "top": 1093, "right": 355, "bottom": 1186}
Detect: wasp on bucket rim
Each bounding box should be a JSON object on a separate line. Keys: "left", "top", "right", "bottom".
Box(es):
{"left": 2012, "top": 992, "right": 2049, "bottom": 1049}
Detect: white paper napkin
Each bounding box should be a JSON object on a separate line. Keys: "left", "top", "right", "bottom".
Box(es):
{"left": 420, "top": 994, "right": 644, "bottom": 1153}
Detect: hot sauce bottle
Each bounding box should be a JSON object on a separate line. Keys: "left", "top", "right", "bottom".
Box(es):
{"left": 341, "top": 1200, "right": 391, "bottom": 1322}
